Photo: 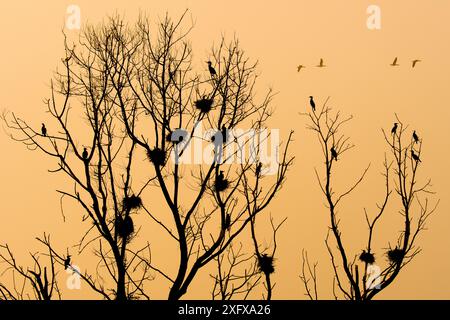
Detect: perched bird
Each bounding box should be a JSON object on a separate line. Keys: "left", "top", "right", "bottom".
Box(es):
{"left": 224, "top": 213, "right": 231, "bottom": 230}
{"left": 297, "top": 65, "right": 305, "bottom": 72}
{"left": 256, "top": 162, "right": 262, "bottom": 177}
{"left": 412, "top": 59, "right": 421, "bottom": 68}
{"left": 207, "top": 61, "right": 217, "bottom": 77}
{"left": 413, "top": 130, "right": 419, "bottom": 143}
{"left": 411, "top": 150, "right": 421, "bottom": 162}
{"left": 390, "top": 57, "right": 399, "bottom": 66}
{"left": 316, "top": 58, "right": 326, "bottom": 68}
{"left": 330, "top": 147, "right": 338, "bottom": 161}
{"left": 218, "top": 170, "right": 224, "bottom": 182}
{"left": 82, "top": 147, "right": 88, "bottom": 160}
{"left": 41, "top": 123, "right": 47, "bottom": 137}
{"left": 391, "top": 123, "right": 398, "bottom": 135}
{"left": 309, "top": 96, "right": 316, "bottom": 112}
{"left": 221, "top": 125, "right": 228, "bottom": 144}
{"left": 64, "top": 255, "right": 71, "bottom": 270}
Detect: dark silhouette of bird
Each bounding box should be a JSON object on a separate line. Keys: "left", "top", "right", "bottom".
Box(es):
{"left": 316, "top": 58, "right": 326, "bottom": 68}
{"left": 256, "top": 162, "right": 262, "bottom": 177}
{"left": 64, "top": 255, "right": 71, "bottom": 270}
{"left": 330, "top": 147, "right": 338, "bottom": 161}
{"left": 411, "top": 150, "right": 421, "bottom": 162}
{"left": 413, "top": 130, "right": 419, "bottom": 143}
{"left": 297, "top": 65, "right": 305, "bottom": 72}
{"left": 207, "top": 61, "right": 217, "bottom": 77}
{"left": 82, "top": 147, "right": 88, "bottom": 160}
{"left": 390, "top": 57, "right": 399, "bottom": 66}
{"left": 221, "top": 125, "right": 228, "bottom": 144}
{"left": 412, "top": 59, "right": 421, "bottom": 68}
{"left": 391, "top": 123, "right": 398, "bottom": 135}
{"left": 218, "top": 170, "right": 224, "bottom": 182}
{"left": 309, "top": 96, "right": 316, "bottom": 112}
{"left": 41, "top": 123, "right": 47, "bottom": 137}
{"left": 224, "top": 213, "right": 231, "bottom": 230}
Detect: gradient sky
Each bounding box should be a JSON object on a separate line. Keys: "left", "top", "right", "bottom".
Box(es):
{"left": 0, "top": 1, "right": 449, "bottom": 299}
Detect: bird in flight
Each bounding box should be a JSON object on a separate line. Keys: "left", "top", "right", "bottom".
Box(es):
{"left": 316, "top": 58, "right": 326, "bottom": 68}
{"left": 391, "top": 123, "right": 398, "bottom": 135}
{"left": 413, "top": 130, "right": 419, "bottom": 143}
{"left": 330, "top": 146, "right": 338, "bottom": 161}
{"left": 411, "top": 150, "right": 421, "bottom": 162}
{"left": 309, "top": 96, "right": 316, "bottom": 112}
{"left": 412, "top": 59, "right": 421, "bottom": 68}
{"left": 207, "top": 61, "right": 217, "bottom": 77}
{"left": 297, "top": 65, "right": 305, "bottom": 72}
{"left": 390, "top": 57, "right": 399, "bottom": 66}
{"left": 41, "top": 123, "right": 47, "bottom": 137}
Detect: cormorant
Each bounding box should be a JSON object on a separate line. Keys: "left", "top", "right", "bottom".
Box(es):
{"left": 391, "top": 123, "right": 398, "bottom": 135}
{"left": 207, "top": 61, "right": 217, "bottom": 77}
{"left": 330, "top": 146, "right": 338, "bottom": 161}
{"left": 411, "top": 150, "right": 421, "bottom": 162}
{"left": 297, "top": 65, "right": 305, "bottom": 72}
{"left": 309, "top": 96, "right": 316, "bottom": 112}
{"left": 82, "top": 147, "right": 88, "bottom": 160}
{"left": 256, "top": 162, "right": 262, "bottom": 177}
{"left": 413, "top": 130, "right": 419, "bottom": 143}
{"left": 64, "top": 255, "right": 71, "bottom": 270}
{"left": 390, "top": 57, "right": 399, "bottom": 66}
{"left": 316, "top": 58, "right": 326, "bottom": 68}
{"left": 412, "top": 59, "right": 421, "bottom": 68}
{"left": 218, "top": 170, "right": 224, "bottom": 181}
{"left": 41, "top": 123, "right": 47, "bottom": 137}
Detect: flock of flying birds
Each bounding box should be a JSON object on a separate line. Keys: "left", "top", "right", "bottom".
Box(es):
{"left": 307, "top": 95, "right": 423, "bottom": 163}
{"left": 297, "top": 57, "right": 421, "bottom": 72}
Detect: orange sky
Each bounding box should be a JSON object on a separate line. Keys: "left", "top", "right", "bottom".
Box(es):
{"left": 0, "top": 1, "right": 449, "bottom": 299}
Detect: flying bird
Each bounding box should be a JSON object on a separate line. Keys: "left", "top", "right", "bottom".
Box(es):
{"left": 41, "top": 123, "right": 47, "bottom": 137}
{"left": 309, "top": 96, "right": 316, "bottom": 112}
{"left": 391, "top": 123, "right": 398, "bottom": 135}
{"left": 411, "top": 150, "right": 421, "bottom": 162}
{"left": 64, "top": 255, "right": 71, "bottom": 270}
{"left": 316, "top": 58, "right": 326, "bottom": 68}
{"left": 390, "top": 57, "right": 399, "bottom": 66}
{"left": 330, "top": 147, "right": 338, "bottom": 161}
{"left": 82, "top": 147, "right": 88, "bottom": 160}
{"left": 412, "top": 59, "right": 421, "bottom": 68}
{"left": 297, "top": 65, "right": 305, "bottom": 72}
{"left": 413, "top": 130, "right": 419, "bottom": 143}
{"left": 207, "top": 61, "right": 217, "bottom": 77}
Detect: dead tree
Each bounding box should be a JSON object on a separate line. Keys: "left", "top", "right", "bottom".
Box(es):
{"left": 301, "top": 98, "right": 437, "bottom": 300}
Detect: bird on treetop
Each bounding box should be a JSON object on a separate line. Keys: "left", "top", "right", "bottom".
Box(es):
{"left": 207, "top": 61, "right": 217, "bottom": 76}
{"left": 413, "top": 130, "right": 419, "bottom": 143}
{"left": 41, "top": 123, "right": 47, "bottom": 137}
{"left": 331, "top": 146, "right": 338, "bottom": 161}
{"left": 391, "top": 123, "right": 398, "bottom": 135}
{"left": 309, "top": 96, "right": 316, "bottom": 112}
{"left": 411, "top": 150, "right": 421, "bottom": 162}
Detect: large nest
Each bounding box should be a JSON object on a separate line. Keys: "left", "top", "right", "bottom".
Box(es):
{"left": 387, "top": 248, "right": 404, "bottom": 264}
{"left": 123, "top": 195, "right": 143, "bottom": 211}
{"left": 258, "top": 254, "right": 275, "bottom": 275}
{"left": 215, "top": 178, "right": 229, "bottom": 192}
{"left": 359, "top": 250, "right": 375, "bottom": 264}
{"left": 116, "top": 215, "right": 135, "bottom": 241}
{"left": 195, "top": 97, "right": 214, "bottom": 113}
{"left": 147, "top": 148, "right": 167, "bottom": 166}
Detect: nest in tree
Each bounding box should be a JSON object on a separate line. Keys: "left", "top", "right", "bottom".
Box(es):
{"left": 258, "top": 254, "right": 275, "bottom": 275}
{"left": 116, "top": 215, "right": 135, "bottom": 241}
{"left": 359, "top": 250, "right": 375, "bottom": 264}
{"left": 215, "top": 178, "right": 229, "bottom": 192}
{"left": 147, "top": 148, "right": 167, "bottom": 166}
{"left": 195, "top": 97, "right": 214, "bottom": 113}
{"left": 387, "top": 248, "right": 404, "bottom": 264}
{"left": 123, "top": 195, "right": 142, "bottom": 211}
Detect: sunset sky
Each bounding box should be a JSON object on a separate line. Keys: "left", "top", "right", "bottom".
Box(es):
{"left": 0, "top": 1, "right": 449, "bottom": 299}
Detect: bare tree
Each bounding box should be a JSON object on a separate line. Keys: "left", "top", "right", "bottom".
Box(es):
{"left": 301, "top": 98, "right": 438, "bottom": 300}
{"left": 2, "top": 12, "right": 293, "bottom": 300}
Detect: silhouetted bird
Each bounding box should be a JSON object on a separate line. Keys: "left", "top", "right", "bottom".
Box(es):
{"left": 82, "top": 147, "right": 88, "bottom": 160}
{"left": 218, "top": 170, "right": 224, "bottom": 181}
{"left": 224, "top": 213, "right": 231, "bottom": 231}
{"left": 41, "top": 123, "right": 47, "bottom": 137}
{"left": 221, "top": 125, "right": 228, "bottom": 144}
{"left": 256, "top": 162, "right": 262, "bottom": 177}
{"left": 411, "top": 150, "right": 421, "bottom": 162}
{"left": 316, "top": 58, "right": 326, "bottom": 68}
{"left": 330, "top": 146, "right": 338, "bottom": 161}
{"left": 391, "top": 123, "right": 398, "bottom": 135}
{"left": 64, "top": 255, "right": 71, "bottom": 270}
{"left": 413, "top": 130, "right": 419, "bottom": 143}
{"left": 297, "top": 65, "right": 305, "bottom": 72}
{"left": 412, "top": 59, "right": 421, "bottom": 68}
{"left": 207, "top": 61, "right": 217, "bottom": 77}
{"left": 309, "top": 96, "right": 316, "bottom": 112}
{"left": 216, "top": 170, "right": 229, "bottom": 192}
{"left": 390, "top": 57, "right": 399, "bottom": 66}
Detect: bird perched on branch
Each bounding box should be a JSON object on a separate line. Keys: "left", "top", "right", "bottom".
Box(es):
{"left": 391, "top": 123, "right": 398, "bottom": 136}
{"left": 256, "top": 162, "right": 262, "bottom": 177}
{"left": 41, "top": 123, "right": 47, "bottom": 137}
{"left": 330, "top": 146, "right": 338, "bottom": 161}
{"left": 207, "top": 61, "right": 217, "bottom": 77}
{"left": 82, "top": 147, "right": 88, "bottom": 160}
{"left": 309, "top": 96, "right": 316, "bottom": 112}
{"left": 413, "top": 130, "right": 419, "bottom": 143}
{"left": 64, "top": 255, "right": 71, "bottom": 270}
{"left": 391, "top": 57, "right": 399, "bottom": 66}
{"left": 411, "top": 150, "right": 421, "bottom": 162}
{"left": 316, "top": 58, "right": 326, "bottom": 68}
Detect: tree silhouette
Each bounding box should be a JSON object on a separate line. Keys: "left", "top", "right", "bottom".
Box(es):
{"left": 2, "top": 12, "right": 293, "bottom": 300}
{"left": 301, "top": 98, "right": 438, "bottom": 300}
